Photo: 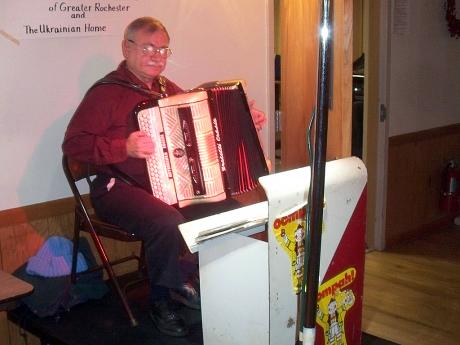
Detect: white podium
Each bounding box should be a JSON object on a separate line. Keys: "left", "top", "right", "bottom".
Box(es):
{"left": 179, "top": 157, "right": 367, "bottom": 345}
{"left": 179, "top": 201, "right": 269, "bottom": 345}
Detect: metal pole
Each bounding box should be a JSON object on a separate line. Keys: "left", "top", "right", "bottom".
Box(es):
{"left": 298, "top": 0, "right": 333, "bottom": 344}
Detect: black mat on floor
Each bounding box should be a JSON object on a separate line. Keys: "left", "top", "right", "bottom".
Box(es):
{"left": 8, "top": 282, "right": 396, "bottom": 345}
{"left": 8, "top": 281, "right": 202, "bottom": 345}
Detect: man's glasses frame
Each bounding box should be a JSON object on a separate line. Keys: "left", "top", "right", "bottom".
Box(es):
{"left": 127, "top": 39, "right": 172, "bottom": 58}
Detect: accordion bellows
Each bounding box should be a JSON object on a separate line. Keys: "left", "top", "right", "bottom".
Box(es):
{"left": 135, "top": 80, "right": 268, "bottom": 208}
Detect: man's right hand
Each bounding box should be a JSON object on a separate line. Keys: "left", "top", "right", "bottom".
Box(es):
{"left": 126, "top": 131, "right": 154, "bottom": 158}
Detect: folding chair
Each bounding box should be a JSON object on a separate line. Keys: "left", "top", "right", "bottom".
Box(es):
{"left": 62, "top": 155, "right": 145, "bottom": 327}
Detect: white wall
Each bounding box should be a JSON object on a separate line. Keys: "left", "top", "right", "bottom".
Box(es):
{"left": 0, "top": 1, "right": 274, "bottom": 210}
{"left": 389, "top": 0, "right": 460, "bottom": 137}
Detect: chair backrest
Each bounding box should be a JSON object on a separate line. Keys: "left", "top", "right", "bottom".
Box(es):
{"left": 62, "top": 155, "right": 140, "bottom": 240}
{"left": 62, "top": 155, "right": 96, "bottom": 221}
{"left": 62, "top": 155, "right": 98, "bottom": 184}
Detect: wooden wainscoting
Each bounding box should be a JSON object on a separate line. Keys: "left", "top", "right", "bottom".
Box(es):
{"left": 0, "top": 197, "right": 141, "bottom": 345}
{"left": 386, "top": 124, "right": 460, "bottom": 246}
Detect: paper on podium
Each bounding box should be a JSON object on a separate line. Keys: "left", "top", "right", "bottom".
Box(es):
{"left": 178, "top": 201, "right": 268, "bottom": 253}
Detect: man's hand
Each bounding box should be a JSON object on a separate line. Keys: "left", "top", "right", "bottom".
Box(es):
{"left": 126, "top": 131, "right": 154, "bottom": 158}
{"left": 249, "top": 100, "right": 267, "bottom": 131}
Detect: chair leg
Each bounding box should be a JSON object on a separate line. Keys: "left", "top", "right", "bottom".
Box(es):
{"left": 70, "top": 213, "right": 82, "bottom": 284}
{"left": 139, "top": 243, "right": 147, "bottom": 276}
{"left": 88, "top": 229, "right": 138, "bottom": 327}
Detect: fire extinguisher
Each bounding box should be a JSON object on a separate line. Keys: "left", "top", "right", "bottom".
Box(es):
{"left": 440, "top": 159, "right": 460, "bottom": 213}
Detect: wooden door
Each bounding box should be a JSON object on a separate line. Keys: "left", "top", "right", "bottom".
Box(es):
{"left": 280, "top": 0, "right": 353, "bottom": 169}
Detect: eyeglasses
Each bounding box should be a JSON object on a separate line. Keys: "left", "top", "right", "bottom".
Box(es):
{"left": 127, "top": 39, "right": 172, "bottom": 58}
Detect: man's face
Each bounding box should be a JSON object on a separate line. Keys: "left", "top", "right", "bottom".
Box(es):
{"left": 122, "top": 29, "right": 170, "bottom": 85}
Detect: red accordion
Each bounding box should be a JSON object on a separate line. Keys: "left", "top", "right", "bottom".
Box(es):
{"left": 135, "top": 80, "right": 268, "bottom": 208}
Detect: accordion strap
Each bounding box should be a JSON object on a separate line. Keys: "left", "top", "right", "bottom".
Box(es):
{"left": 107, "top": 164, "right": 146, "bottom": 189}
{"left": 87, "top": 76, "right": 166, "bottom": 99}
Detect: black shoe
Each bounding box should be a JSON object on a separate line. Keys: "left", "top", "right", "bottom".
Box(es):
{"left": 149, "top": 300, "right": 189, "bottom": 337}
{"left": 170, "top": 282, "right": 201, "bottom": 310}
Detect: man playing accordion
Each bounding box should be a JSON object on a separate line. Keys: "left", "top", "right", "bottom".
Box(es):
{"left": 63, "top": 16, "right": 266, "bottom": 337}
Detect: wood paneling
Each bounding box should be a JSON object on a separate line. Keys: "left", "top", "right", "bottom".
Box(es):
{"left": 0, "top": 196, "right": 85, "bottom": 228}
{"left": 7, "top": 321, "right": 41, "bottom": 345}
{"left": 329, "top": 0, "right": 353, "bottom": 161}
{"left": 280, "top": 0, "right": 352, "bottom": 170}
{"left": 386, "top": 124, "right": 460, "bottom": 246}
{"left": 353, "top": 0, "right": 363, "bottom": 61}
{"left": 280, "top": 1, "right": 319, "bottom": 169}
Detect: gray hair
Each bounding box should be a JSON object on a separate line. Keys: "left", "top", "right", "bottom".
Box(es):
{"left": 124, "top": 17, "right": 170, "bottom": 42}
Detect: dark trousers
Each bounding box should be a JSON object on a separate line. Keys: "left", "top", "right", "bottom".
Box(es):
{"left": 91, "top": 178, "right": 240, "bottom": 299}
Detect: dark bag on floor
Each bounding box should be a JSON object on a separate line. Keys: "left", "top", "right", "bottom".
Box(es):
{"left": 13, "top": 237, "right": 108, "bottom": 317}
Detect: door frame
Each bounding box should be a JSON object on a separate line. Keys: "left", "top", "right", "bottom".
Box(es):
{"left": 363, "top": 0, "right": 390, "bottom": 250}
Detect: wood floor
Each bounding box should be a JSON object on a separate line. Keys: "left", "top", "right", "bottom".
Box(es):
{"left": 362, "top": 225, "right": 460, "bottom": 345}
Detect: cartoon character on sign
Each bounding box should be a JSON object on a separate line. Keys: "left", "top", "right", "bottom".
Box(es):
{"left": 316, "top": 289, "right": 355, "bottom": 345}
{"left": 294, "top": 224, "right": 305, "bottom": 277}
{"left": 272, "top": 207, "right": 306, "bottom": 293}
{"left": 280, "top": 228, "right": 293, "bottom": 249}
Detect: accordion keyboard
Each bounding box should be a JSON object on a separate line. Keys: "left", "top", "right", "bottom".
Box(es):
{"left": 137, "top": 107, "right": 177, "bottom": 205}
{"left": 146, "top": 151, "right": 166, "bottom": 199}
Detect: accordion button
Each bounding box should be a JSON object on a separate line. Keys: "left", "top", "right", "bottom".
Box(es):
{"left": 173, "top": 148, "right": 185, "bottom": 158}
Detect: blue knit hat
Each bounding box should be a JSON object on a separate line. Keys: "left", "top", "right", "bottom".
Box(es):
{"left": 26, "top": 236, "right": 88, "bottom": 277}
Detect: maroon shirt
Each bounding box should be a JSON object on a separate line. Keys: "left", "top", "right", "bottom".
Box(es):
{"left": 62, "top": 61, "right": 183, "bottom": 190}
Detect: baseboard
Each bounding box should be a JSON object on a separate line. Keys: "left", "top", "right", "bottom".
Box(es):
{"left": 386, "top": 216, "right": 454, "bottom": 248}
